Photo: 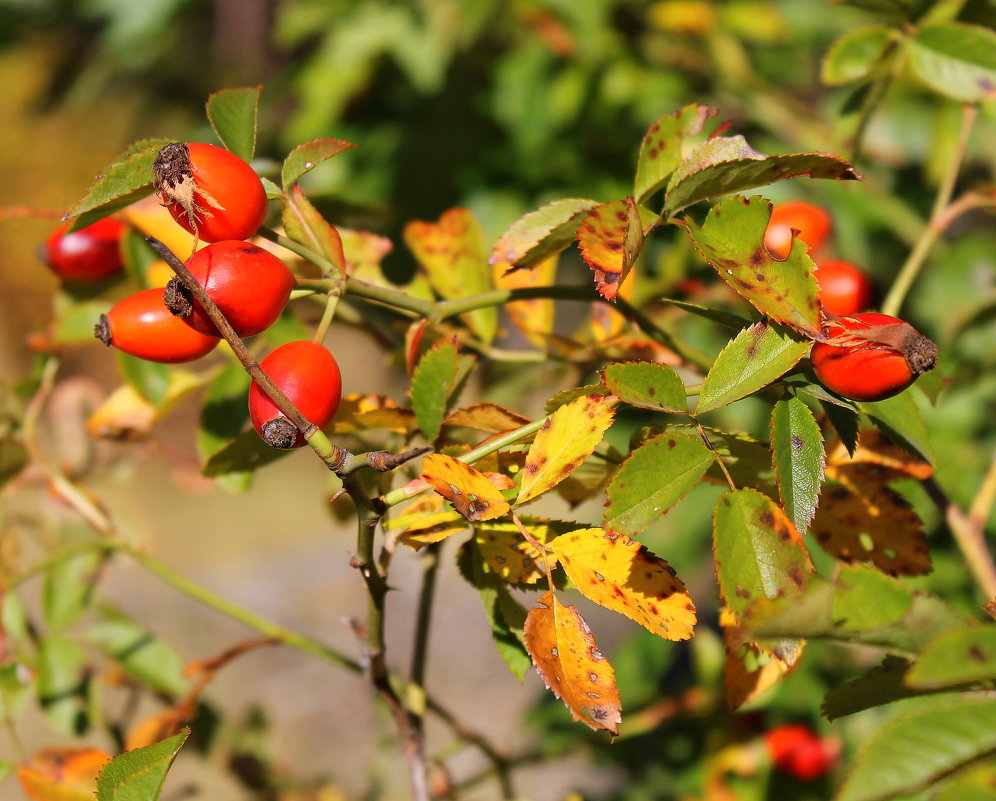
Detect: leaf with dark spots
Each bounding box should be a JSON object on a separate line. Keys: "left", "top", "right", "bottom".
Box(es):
{"left": 770, "top": 397, "right": 825, "bottom": 533}
{"left": 682, "top": 195, "right": 826, "bottom": 337}
{"left": 634, "top": 104, "right": 718, "bottom": 204}
{"left": 491, "top": 198, "right": 599, "bottom": 270}
{"left": 576, "top": 198, "right": 656, "bottom": 301}
{"left": 601, "top": 361, "right": 688, "bottom": 414}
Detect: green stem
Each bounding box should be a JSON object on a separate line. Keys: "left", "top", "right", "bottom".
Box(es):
{"left": 313, "top": 289, "right": 341, "bottom": 345}
{"left": 881, "top": 104, "right": 978, "bottom": 317}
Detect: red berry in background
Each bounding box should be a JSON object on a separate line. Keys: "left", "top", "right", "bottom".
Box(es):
{"left": 163, "top": 241, "right": 294, "bottom": 338}
{"left": 764, "top": 201, "right": 832, "bottom": 260}
{"left": 815, "top": 259, "right": 875, "bottom": 317}
{"left": 94, "top": 288, "right": 219, "bottom": 363}
{"left": 153, "top": 142, "right": 267, "bottom": 243}
{"left": 765, "top": 724, "right": 839, "bottom": 781}
{"left": 811, "top": 312, "right": 937, "bottom": 402}
{"left": 42, "top": 218, "right": 125, "bottom": 282}
{"left": 249, "top": 341, "right": 343, "bottom": 448}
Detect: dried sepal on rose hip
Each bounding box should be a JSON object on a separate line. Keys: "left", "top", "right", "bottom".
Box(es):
{"left": 249, "top": 341, "right": 343, "bottom": 449}
{"left": 811, "top": 312, "right": 937, "bottom": 402}
{"left": 153, "top": 142, "right": 267, "bottom": 243}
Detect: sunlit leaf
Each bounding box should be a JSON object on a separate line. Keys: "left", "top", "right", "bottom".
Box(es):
{"left": 95, "top": 729, "right": 188, "bottom": 801}
{"left": 576, "top": 197, "right": 649, "bottom": 301}
{"left": 205, "top": 86, "right": 260, "bottom": 162}
{"left": 822, "top": 26, "right": 894, "bottom": 86}
{"left": 491, "top": 198, "right": 598, "bottom": 269}
{"left": 37, "top": 636, "right": 89, "bottom": 735}
{"left": 603, "top": 432, "right": 713, "bottom": 536}
{"left": 517, "top": 393, "right": 616, "bottom": 505}
{"left": 405, "top": 207, "right": 497, "bottom": 343}
{"left": 281, "top": 185, "right": 346, "bottom": 276}
{"left": 907, "top": 23, "right": 996, "bottom": 104}
{"left": 828, "top": 427, "right": 932, "bottom": 480}
{"left": 444, "top": 402, "right": 532, "bottom": 434}
{"left": 524, "top": 590, "right": 622, "bottom": 734}
{"left": 420, "top": 453, "right": 511, "bottom": 522}
{"left": 19, "top": 747, "right": 112, "bottom": 801}
{"left": 770, "top": 396, "right": 825, "bottom": 532}
{"left": 860, "top": 390, "right": 934, "bottom": 465}
{"left": 281, "top": 137, "right": 357, "bottom": 188}
{"left": 683, "top": 195, "right": 825, "bottom": 336}
{"left": 43, "top": 551, "right": 105, "bottom": 632}
{"left": 601, "top": 361, "right": 688, "bottom": 414}
{"left": 411, "top": 338, "right": 460, "bottom": 443}
{"left": 634, "top": 103, "right": 717, "bottom": 204}
{"left": 695, "top": 321, "right": 812, "bottom": 414}
{"left": 332, "top": 394, "right": 414, "bottom": 435}
{"left": 474, "top": 518, "right": 569, "bottom": 585}
{"left": 905, "top": 626, "right": 996, "bottom": 690}
{"left": 550, "top": 529, "right": 696, "bottom": 640}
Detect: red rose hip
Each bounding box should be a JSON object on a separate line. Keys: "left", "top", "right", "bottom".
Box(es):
{"left": 764, "top": 201, "right": 832, "bottom": 261}
{"left": 811, "top": 312, "right": 937, "bottom": 402}
{"left": 249, "top": 341, "right": 343, "bottom": 448}
{"left": 42, "top": 218, "right": 125, "bottom": 282}
{"left": 765, "top": 724, "right": 838, "bottom": 781}
{"left": 94, "top": 288, "right": 219, "bottom": 363}
{"left": 815, "top": 259, "right": 875, "bottom": 317}
{"left": 164, "top": 241, "right": 295, "bottom": 338}
{"left": 153, "top": 142, "right": 267, "bottom": 242}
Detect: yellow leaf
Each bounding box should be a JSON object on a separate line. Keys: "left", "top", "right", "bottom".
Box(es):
{"left": 493, "top": 255, "right": 557, "bottom": 346}
{"left": 550, "top": 529, "right": 696, "bottom": 640}
{"left": 828, "top": 428, "right": 933, "bottom": 480}
{"left": 386, "top": 493, "right": 466, "bottom": 549}
{"left": 524, "top": 590, "right": 622, "bottom": 734}
{"left": 86, "top": 372, "right": 202, "bottom": 441}
{"left": 420, "top": 453, "right": 511, "bottom": 521}
{"left": 18, "top": 747, "right": 112, "bottom": 801}
{"left": 517, "top": 393, "right": 616, "bottom": 505}
{"left": 474, "top": 518, "right": 565, "bottom": 584}
{"left": 443, "top": 402, "right": 532, "bottom": 434}
{"left": 331, "top": 394, "right": 414, "bottom": 434}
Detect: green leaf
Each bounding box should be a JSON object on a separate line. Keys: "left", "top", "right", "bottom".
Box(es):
{"left": 54, "top": 299, "right": 113, "bottom": 346}
{"left": 411, "top": 339, "right": 459, "bottom": 443}
{"left": 822, "top": 26, "right": 894, "bottom": 86}
{"left": 38, "top": 636, "right": 89, "bottom": 735}
{"left": 907, "top": 23, "right": 996, "bottom": 104}
{"left": 821, "top": 398, "right": 860, "bottom": 455}
{"left": 87, "top": 616, "right": 187, "bottom": 696}
{"left": 822, "top": 656, "right": 926, "bottom": 721}
{"left": 712, "top": 488, "right": 813, "bottom": 617}
{"left": 658, "top": 298, "right": 750, "bottom": 330}
{"left": 282, "top": 185, "right": 346, "bottom": 276}
{"left": 603, "top": 432, "right": 714, "bottom": 536}
{"left": 201, "top": 429, "right": 294, "bottom": 477}
{"left": 906, "top": 626, "right": 996, "bottom": 690}
{"left": 0, "top": 438, "right": 28, "bottom": 489}
{"left": 281, "top": 137, "right": 357, "bottom": 189}
{"left": 205, "top": 86, "right": 261, "bottom": 163}
{"left": 42, "top": 550, "right": 105, "bottom": 632}
{"left": 830, "top": 564, "right": 913, "bottom": 629}
{"left": 860, "top": 390, "right": 934, "bottom": 465}
{"left": 65, "top": 139, "right": 172, "bottom": 231}
{"left": 197, "top": 365, "right": 252, "bottom": 492}
{"left": 96, "top": 728, "right": 189, "bottom": 801}
{"left": 117, "top": 352, "right": 170, "bottom": 407}
{"left": 491, "top": 198, "right": 599, "bottom": 269}
{"left": 0, "top": 662, "right": 35, "bottom": 719}
{"left": 544, "top": 383, "right": 609, "bottom": 415}
{"left": 683, "top": 195, "right": 825, "bottom": 336}
{"left": 634, "top": 103, "right": 716, "bottom": 204}
{"left": 665, "top": 144, "right": 860, "bottom": 215}
{"left": 601, "top": 361, "right": 688, "bottom": 414}
{"left": 695, "top": 322, "right": 812, "bottom": 414}
{"left": 835, "top": 0, "right": 924, "bottom": 20}
{"left": 770, "top": 396, "right": 825, "bottom": 532}
{"left": 836, "top": 696, "right": 996, "bottom": 801}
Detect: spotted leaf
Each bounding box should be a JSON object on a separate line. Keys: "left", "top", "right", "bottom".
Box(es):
{"left": 524, "top": 590, "right": 622, "bottom": 734}
{"left": 721, "top": 607, "right": 804, "bottom": 709}
{"left": 770, "top": 396, "right": 825, "bottom": 533}
{"left": 444, "top": 402, "right": 532, "bottom": 434}
{"left": 421, "top": 453, "right": 511, "bottom": 522}
{"left": 634, "top": 104, "right": 718, "bottom": 204}
{"left": 601, "top": 361, "right": 688, "bottom": 414}
{"left": 517, "top": 393, "right": 616, "bottom": 506}
{"left": 577, "top": 198, "right": 651, "bottom": 301}
{"left": 474, "top": 518, "right": 571, "bottom": 584}
{"left": 493, "top": 254, "right": 558, "bottom": 345}
{"left": 683, "top": 195, "right": 826, "bottom": 337}
{"left": 550, "top": 529, "right": 696, "bottom": 640}
{"left": 491, "top": 198, "right": 599, "bottom": 269}
{"left": 387, "top": 493, "right": 467, "bottom": 549}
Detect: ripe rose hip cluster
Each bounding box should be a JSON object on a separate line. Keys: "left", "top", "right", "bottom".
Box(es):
{"left": 44, "top": 142, "right": 341, "bottom": 448}
{"left": 765, "top": 201, "right": 937, "bottom": 402}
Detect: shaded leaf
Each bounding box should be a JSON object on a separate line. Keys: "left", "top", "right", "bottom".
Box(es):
{"left": 205, "top": 86, "right": 260, "bottom": 162}
{"left": 906, "top": 626, "right": 996, "bottom": 690}
{"left": 550, "top": 529, "right": 696, "bottom": 640}
{"left": 491, "top": 198, "right": 598, "bottom": 269}
{"left": 721, "top": 607, "right": 803, "bottom": 709}
{"left": 822, "top": 26, "right": 894, "bottom": 86}
{"left": 836, "top": 696, "right": 996, "bottom": 801}
{"left": 43, "top": 551, "right": 105, "bottom": 632}
{"left": 770, "top": 396, "right": 825, "bottom": 532}
{"left": 601, "top": 361, "right": 688, "bottom": 414}
{"left": 281, "top": 137, "right": 357, "bottom": 188}
{"left": 695, "top": 321, "right": 812, "bottom": 414}
{"left": 822, "top": 655, "right": 920, "bottom": 721}
{"left": 19, "top": 747, "right": 112, "bottom": 801}
{"left": 87, "top": 373, "right": 203, "bottom": 442}
{"left": 87, "top": 616, "right": 187, "bottom": 696}
{"left": 96, "top": 729, "right": 189, "bottom": 801}
{"left": 634, "top": 104, "right": 717, "bottom": 204}
{"left": 603, "top": 432, "right": 713, "bottom": 537}
{"left": 517, "top": 393, "right": 616, "bottom": 505}
{"left": 405, "top": 208, "right": 497, "bottom": 342}
{"left": 524, "top": 590, "right": 622, "bottom": 734}
{"left": 827, "top": 427, "right": 932, "bottom": 480}
{"left": 66, "top": 139, "right": 172, "bottom": 231}
{"left": 420, "top": 453, "right": 511, "bottom": 522}
{"left": 411, "top": 338, "right": 459, "bottom": 443}
{"left": 907, "top": 23, "right": 996, "bottom": 104}
{"left": 37, "top": 636, "right": 89, "bottom": 736}
{"left": 197, "top": 365, "right": 251, "bottom": 492}
{"left": 117, "top": 352, "right": 169, "bottom": 407}
{"left": 0, "top": 438, "right": 28, "bottom": 489}
{"left": 683, "top": 195, "right": 825, "bottom": 336}
{"left": 860, "top": 390, "right": 934, "bottom": 465}
{"left": 201, "top": 429, "right": 293, "bottom": 477}
{"left": 576, "top": 197, "right": 648, "bottom": 301}
{"left": 444, "top": 402, "right": 532, "bottom": 434}
{"left": 281, "top": 185, "right": 346, "bottom": 276}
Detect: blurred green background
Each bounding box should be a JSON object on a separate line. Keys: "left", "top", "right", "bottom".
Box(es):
{"left": 2, "top": 1, "right": 995, "bottom": 800}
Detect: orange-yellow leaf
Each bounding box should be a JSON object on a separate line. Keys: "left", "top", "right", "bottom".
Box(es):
{"left": 721, "top": 606, "right": 804, "bottom": 709}
{"left": 421, "top": 453, "right": 511, "bottom": 521}
{"left": 125, "top": 711, "right": 183, "bottom": 751}
{"left": 404, "top": 207, "right": 496, "bottom": 342}
{"left": 576, "top": 197, "right": 645, "bottom": 301}
{"left": 475, "top": 520, "right": 560, "bottom": 584}
{"left": 386, "top": 493, "right": 467, "bottom": 549}
{"left": 590, "top": 268, "right": 637, "bottom": 341}
{"left": 550, "top": 529, "right": 696, "bottom": 640}
{"left": 340, "top": 226, "right": 393, "bottom": 274}
{"left": 812, "top": 462, "right": 930, "bottom": 576}
{"left": 444, "top": 402, "right": 532, "bottom": 434}
{"left": 493, "top": 254, "right": 558, "bottom": 345}
{"left": 332, "top": 394, "right": 414, "bottom": 434}
{"left": 517, "top": 393, "right": 616, "bottom": 505}
{"left": 524, "top": 590, "right": 622, "bottom": 734}
{"left": 18, "top": 747, "right": 112, "bottom": 801}
{"left": 828, "top": 428, "right": 933, "bottom": 480}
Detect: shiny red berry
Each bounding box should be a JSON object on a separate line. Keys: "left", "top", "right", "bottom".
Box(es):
{"left": 764, "top": 201, "right": 832, "bottom": 261}
{"left": 94, "top": 288, "right": 219, "bottom": 363}
{"left": 164, "top": 241, "right": 295, "bottom": 338}
{"left": 815, "top": 259, "right": 875, "bottom": 317}
{"left": 153, "top": 142, "right": 267, "bottom": 243}
{"left": 811, "top": 312, "right": 937, "bottom": 402}
{"left": 42, "top": 218, "right": 125, "bottom": 282}
{"left": 765, "top": 724, "right": 838, "bottom": 781}
{"left": 249, "top": 341, "right": 343, "bottom": 448}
